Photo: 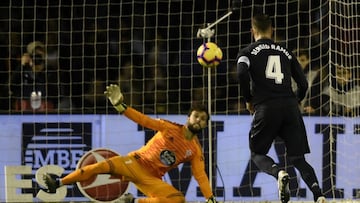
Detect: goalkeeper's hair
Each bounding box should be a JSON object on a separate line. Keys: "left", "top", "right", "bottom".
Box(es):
{"left": 188, "top": 103, "right": 210, "bottom": 122}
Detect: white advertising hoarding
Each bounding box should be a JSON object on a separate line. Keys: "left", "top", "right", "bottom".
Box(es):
{"left": 0, "top": 115, "right": 359, "bottom": 202}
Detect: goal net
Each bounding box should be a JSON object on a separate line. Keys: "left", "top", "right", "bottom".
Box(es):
{"left": 0, "top": 0, "right": 359, "bottom": 202}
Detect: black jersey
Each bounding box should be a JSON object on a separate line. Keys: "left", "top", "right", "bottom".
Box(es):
{"left": 237, "top": 38, "right": 308, "bottom": 105}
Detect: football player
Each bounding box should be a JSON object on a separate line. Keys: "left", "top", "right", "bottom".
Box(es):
{"left": 237, "top": 13, "right": 326, "bottom": 203}
{"left": 43, "top": 84, "right": 217, "bottom": 203}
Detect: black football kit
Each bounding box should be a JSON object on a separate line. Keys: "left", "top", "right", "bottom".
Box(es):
{"left": 237, "top": 38, "right": 310, "bottom": 156}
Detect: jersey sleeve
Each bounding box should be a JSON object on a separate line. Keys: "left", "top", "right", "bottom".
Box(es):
{"left": 290, "top": 55, "right": 309, "bottom": 101}
{"left": 123, "top": 107, "right": 166, "bottom": 132}
{"left": 237, "top": 50, "right": 252, "bottom": 102}
{"left": 190, "top": 148, "right": 213, "bottom": 199}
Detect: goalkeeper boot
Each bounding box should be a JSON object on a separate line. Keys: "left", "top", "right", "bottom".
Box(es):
{"left": 116, "top": 193, "right": 134, "bottom": 203}
{"left": 278, "top": 170, "right": 290, "bottom": 203}
{"left": 42, "top": 173, "right": 60, "bottom": 193}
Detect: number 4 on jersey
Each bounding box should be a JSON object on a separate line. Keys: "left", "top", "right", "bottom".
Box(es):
{"left": 265, "top": 55, "right": 284, "bottom": 84}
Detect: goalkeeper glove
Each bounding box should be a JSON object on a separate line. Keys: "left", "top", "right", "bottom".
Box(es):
{"left": 206, "top": 196, "right": 217, "bottom": 203}
{"left": 104, "top": 84, "right": 127, "bottom": 113}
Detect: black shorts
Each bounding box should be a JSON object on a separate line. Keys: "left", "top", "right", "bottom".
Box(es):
{"left": 249, "top": 98, "right": 310, "bottom": 156}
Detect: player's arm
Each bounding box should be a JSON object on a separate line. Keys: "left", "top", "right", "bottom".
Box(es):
{"left": 104, "top": 84, "right": 165, "bottom": 131}
{"left": 237, "top": 53, "right": 254, "bottom": 113}
{"left": 123, "top": 107, "right": 166, "bottom": 131}
{"left": 291, "top": 56, "right": 308, "bottom": 102}
{"left": 237, "top": 52, "right": 252, "bottom": 100}
{"left": 190, "top": 151, "right": 217, "bottom": 203}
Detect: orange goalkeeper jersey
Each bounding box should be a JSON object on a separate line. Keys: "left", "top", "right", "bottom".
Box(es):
{"left": 124, "top": 107, "right": 213, "bottom": 199}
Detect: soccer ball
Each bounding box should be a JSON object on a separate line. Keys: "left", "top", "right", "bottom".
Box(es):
{"left": 196, "top": 42, "right": 223, "bottom": 68}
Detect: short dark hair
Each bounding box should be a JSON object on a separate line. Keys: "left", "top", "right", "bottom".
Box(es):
{"left": 252, "top": 13, "right": 272, "bottom": 33}
{"left": 187, "top": 103, "right": 210, "bottom": 122}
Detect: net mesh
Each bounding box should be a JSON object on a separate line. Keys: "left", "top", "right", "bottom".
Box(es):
{"left": 1, "top": 0, "right": 356, "bottom": 116}
{"left": 0, "top": 0, "right": 360, "bottom": 202}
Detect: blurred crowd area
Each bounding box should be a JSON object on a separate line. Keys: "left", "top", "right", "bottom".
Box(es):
{"left": 0, "top": 0, "right": 358, "bottom": 115}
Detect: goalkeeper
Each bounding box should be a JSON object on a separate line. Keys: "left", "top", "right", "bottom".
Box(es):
{"left": 43, "top": 84, "right": 217, "bottom": 203}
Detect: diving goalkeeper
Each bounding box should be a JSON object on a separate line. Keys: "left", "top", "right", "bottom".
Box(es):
{"left": 43, "top": 84, "right": 217, "bottom": 203}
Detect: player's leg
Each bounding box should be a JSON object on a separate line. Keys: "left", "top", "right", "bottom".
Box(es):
{"left": 280, "top": 102, "right": 325, "bottom": 203}
{"left": 43, "top": 155, "right": 134, "bottom": 193}
{"left": 251, "top": 152, "right": 280, "bottom": 178}
{"left": 134, "top": 178, "right": 185, "bottom": 203}
{"left": 61, "top": 159, "right": 112, "bottom": 184}
{"left": 110, "top": 156, "right": 185, "bottom": 203}
{"left": 43, "top": 158, "right": 115, "bottom": 192}
{"left": 251, "top": 151, "right": 291, "bottom": 203}
{"left": 287, "top": 155, "right": 325, "bottom": 202}
{"left": 249, "top": 101, "right": 290, "bottom": 203}
{"left": 249, "top": 101, "right": 283, "bottom": 178}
